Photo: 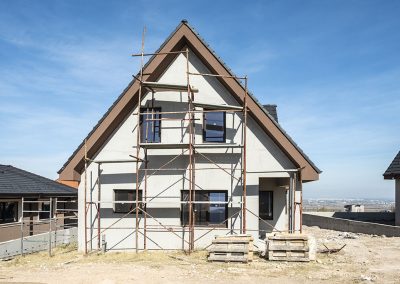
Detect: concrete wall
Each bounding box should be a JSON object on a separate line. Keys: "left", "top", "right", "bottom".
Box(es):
{"left": 78, "top": 50, "right": 302, "bottom": 252}
{"left": 0, "top": 227, "right": 77, "bottom": 259}
{"left": 303, "top": 213, "right": 400, "bottom": 237}
{"left": 307, "top": 211, "right": 395, "bottom": 225}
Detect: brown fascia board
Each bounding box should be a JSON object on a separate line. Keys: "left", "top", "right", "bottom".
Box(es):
{"left": 58, "top": 21, "right": 320, "bottom": 182}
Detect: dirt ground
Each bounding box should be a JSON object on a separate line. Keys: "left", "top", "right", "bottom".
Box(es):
{"left": 1, "top": 226, "right": 399, "bottom": 284}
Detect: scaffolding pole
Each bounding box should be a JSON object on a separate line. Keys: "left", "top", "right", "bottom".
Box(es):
{"left": 84, "top": 140, "right": 88, "bottom": 255}
{"left": 242, "top": 76, "right": 248, "bottom": 234}
{"left": 135, "top": 26, "right": 146, "bottom": 253}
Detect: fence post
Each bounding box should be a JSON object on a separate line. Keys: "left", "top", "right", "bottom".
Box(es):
{"left": 48, "top": 197, "right": 52, "bottom": 257}
{"left": 20, "top": 197, "right": 24, "bottom": 256}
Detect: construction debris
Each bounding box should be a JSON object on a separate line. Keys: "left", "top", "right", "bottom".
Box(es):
{"left": 208, "top": 235, "right": 253, "bottom": 263}
{"left": 319, "top": 244, "right": 346, "bottom": 254}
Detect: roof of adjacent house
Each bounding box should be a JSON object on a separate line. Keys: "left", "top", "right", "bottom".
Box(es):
{"left": 383, "top": 151, "right": 400, "bottom": 179}
{"left": 0, "top": 165, "right": 77, "bottom": 197}
{"left": 57, "top": 20, "right": 321, "bottom": 182}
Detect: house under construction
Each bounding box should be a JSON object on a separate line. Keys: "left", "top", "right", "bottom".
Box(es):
{"left": 57, "top": 20, "right": 321, "bottom": 253}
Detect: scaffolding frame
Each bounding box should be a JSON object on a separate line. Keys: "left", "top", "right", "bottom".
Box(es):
{"left": 82, "top": 27, "right": 302, "bottom": 254}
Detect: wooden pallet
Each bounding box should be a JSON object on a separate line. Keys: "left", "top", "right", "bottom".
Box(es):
{"left": 208, "top": 235, "right": 253, "bottom": 263}
{"left": 267, "top": 234, "right": 310, "bottom": 262}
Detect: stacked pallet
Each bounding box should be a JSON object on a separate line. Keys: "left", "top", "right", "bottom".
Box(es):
{"left": 208, "top": 235, "right": 254, "bottom": 263}
{"left": 267, "top": 234, "right": 310, "bottom": 262}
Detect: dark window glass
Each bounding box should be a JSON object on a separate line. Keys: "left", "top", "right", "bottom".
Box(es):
{"left": 0, "top": 202, "right": 18, "bottom": 224}
{"left": 203, "top": 111, "right": 226, "bottom": 142}
{"left": 114, "top": 190, "right": 143, "bottom": 214}
{"left": 140, "top": 108, "right": 161, "bottom": 143}
{"left": 181, "top": 191, "right": 227, "bottom": 226}
{"left": 259, "top": 191, "right": 273, "bottom": 220}
{"left": 39, "top": 202, "right": 51, "bottom": 220}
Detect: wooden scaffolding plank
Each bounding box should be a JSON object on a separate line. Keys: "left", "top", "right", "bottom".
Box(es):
{"left": 193, "top": 102, "right": 243, "bottom": 111}
{"left": 142, "top": 81, "right": 199, "bottom": 93}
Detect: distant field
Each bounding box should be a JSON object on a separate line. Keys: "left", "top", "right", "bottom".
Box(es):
{"left": 303, "top": 199, "right": 395, "bottom": 212}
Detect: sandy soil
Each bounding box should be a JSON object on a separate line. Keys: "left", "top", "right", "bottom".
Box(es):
{"left": 1, "top": 226, "right": 399, "bottom": 284}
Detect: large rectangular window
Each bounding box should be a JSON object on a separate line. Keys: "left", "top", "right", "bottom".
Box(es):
{"left": 203, "top": 111, "right": 226, "bottom": 142}
{"left": 0, "top": 201, "right": 18, "bottom": 224}
{"left": 114, "top": 189, "right": 143, "bottom": 214}
{"left": 140, "top": 107, "right": 161, "bottom": 143}
{"left": 259, "top": 191, "right": 273, "bottom": 220}
{"left": 181, "top": 190, "right": 227, "bottom": 226}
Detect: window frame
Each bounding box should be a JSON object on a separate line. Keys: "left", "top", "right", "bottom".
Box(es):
{"left": 259, "top": 191, "right": 274, "bottom": 220}
{"left": 0, "top": 201, "right": 19, "bottom": 224}
{"left": 140, "top": 107, "right": 162, "bottom": 143}
{"left": 180, "top": 190, "right": 228, "bottom": 227}
{"left": 113, "top": 189, "right": 143, "bottom": 214}
{"left": 202, "top": 110, "right": 226, "bottom": 143}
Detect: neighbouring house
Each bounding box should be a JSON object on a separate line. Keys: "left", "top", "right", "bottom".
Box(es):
{"left": 58, "top": 20, "right": 321, "bottom": 252}
{"left": 344, "top": 204, "right": 365, "bottom": 212}
{"left": 0, "top": 164, "right": 77, "bottom": 242}
{"left": 384, "top": 151, "right": 400, "bottom": 226}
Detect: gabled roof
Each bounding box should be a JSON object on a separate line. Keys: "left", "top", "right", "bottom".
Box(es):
{"left": 58, "top": 20, "right": 321, "bottom": 182}
{"left": 383, "top": 151, "right": 400, "bottom": 179}
{"left": 0, "top": 165, "right": 77, "bottom": 197}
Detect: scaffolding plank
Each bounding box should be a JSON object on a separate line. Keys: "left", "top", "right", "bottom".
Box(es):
{"left": 140, "top": 143, "right": 243, "bottom": 149}
{"left": 193, "top": 102, "right": 243, "bottom": 111}
{"left": 195, "top": 143, "right": 243, "bottom": 149}
{"left": 142, "top": 81, "right": 199, "bottom": 93}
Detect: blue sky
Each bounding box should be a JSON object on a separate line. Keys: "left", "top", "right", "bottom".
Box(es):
{"left": 0, "top": 0, "right": 399, "bottom": 199}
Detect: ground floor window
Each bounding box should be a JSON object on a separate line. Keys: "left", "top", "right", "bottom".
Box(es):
{"left": 113, "top": 189, "right": 143, "bottom": 214}
{"left": 39, "top": 201, "right": 51, "bottom": 220}
{"left": 181, "top": 190, "right": 227, "bottom": 227}
{"left": 0, "top": 201, "right": 18, "bottom": 224}
{"left": 259, "top": 191, "right": 273, "bottom": 220}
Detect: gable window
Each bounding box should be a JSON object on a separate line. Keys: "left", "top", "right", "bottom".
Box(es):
{"left": 203, "top": 111, "right": 226, "bottom": 143}
{"left": 140, "top": 107, "right": 161, "bottom": 143}
{"left": 114, "top": 189, "right": 143, "bottom": 214}
{"left": 0, "top": 201, "right": 18, "bottom": 224}
{"left": 181, "top": 190, "right": 227, "bottom": 227}
{"left": 259, "top": 191, "right": 273, "bottom": 220}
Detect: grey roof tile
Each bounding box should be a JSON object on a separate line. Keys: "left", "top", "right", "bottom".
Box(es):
{"left": 383, "top": 151, "right": 400, "bottom": 179}
{"left": 0, "top": 165, "right": 77, "bottom": 196}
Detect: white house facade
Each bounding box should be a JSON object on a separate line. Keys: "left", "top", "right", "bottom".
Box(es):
{"left": 58, "top": 21, "right": 320, "bottom": 252}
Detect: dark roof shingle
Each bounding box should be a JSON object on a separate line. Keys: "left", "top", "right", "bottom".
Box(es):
{"left": 383, "top": 151, "right": 400, "bottom": 179}
{"left": 0, "top": 165, "right": 77, "bottom": 196}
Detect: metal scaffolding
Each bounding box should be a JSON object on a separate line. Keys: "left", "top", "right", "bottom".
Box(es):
{"left": 82, "top": 27, "right": 302, "bottom": 254}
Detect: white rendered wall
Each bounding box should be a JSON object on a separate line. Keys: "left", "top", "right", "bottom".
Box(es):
{"left": 77, "top": 50, "right": 301, "bottom": 252}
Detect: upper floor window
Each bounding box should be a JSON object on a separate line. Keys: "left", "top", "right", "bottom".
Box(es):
{"left": 203, "top": 111, "right": 226, "bottom": 143}
{"left": 140, "top": 107, "right": 161, "bottom": 143}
